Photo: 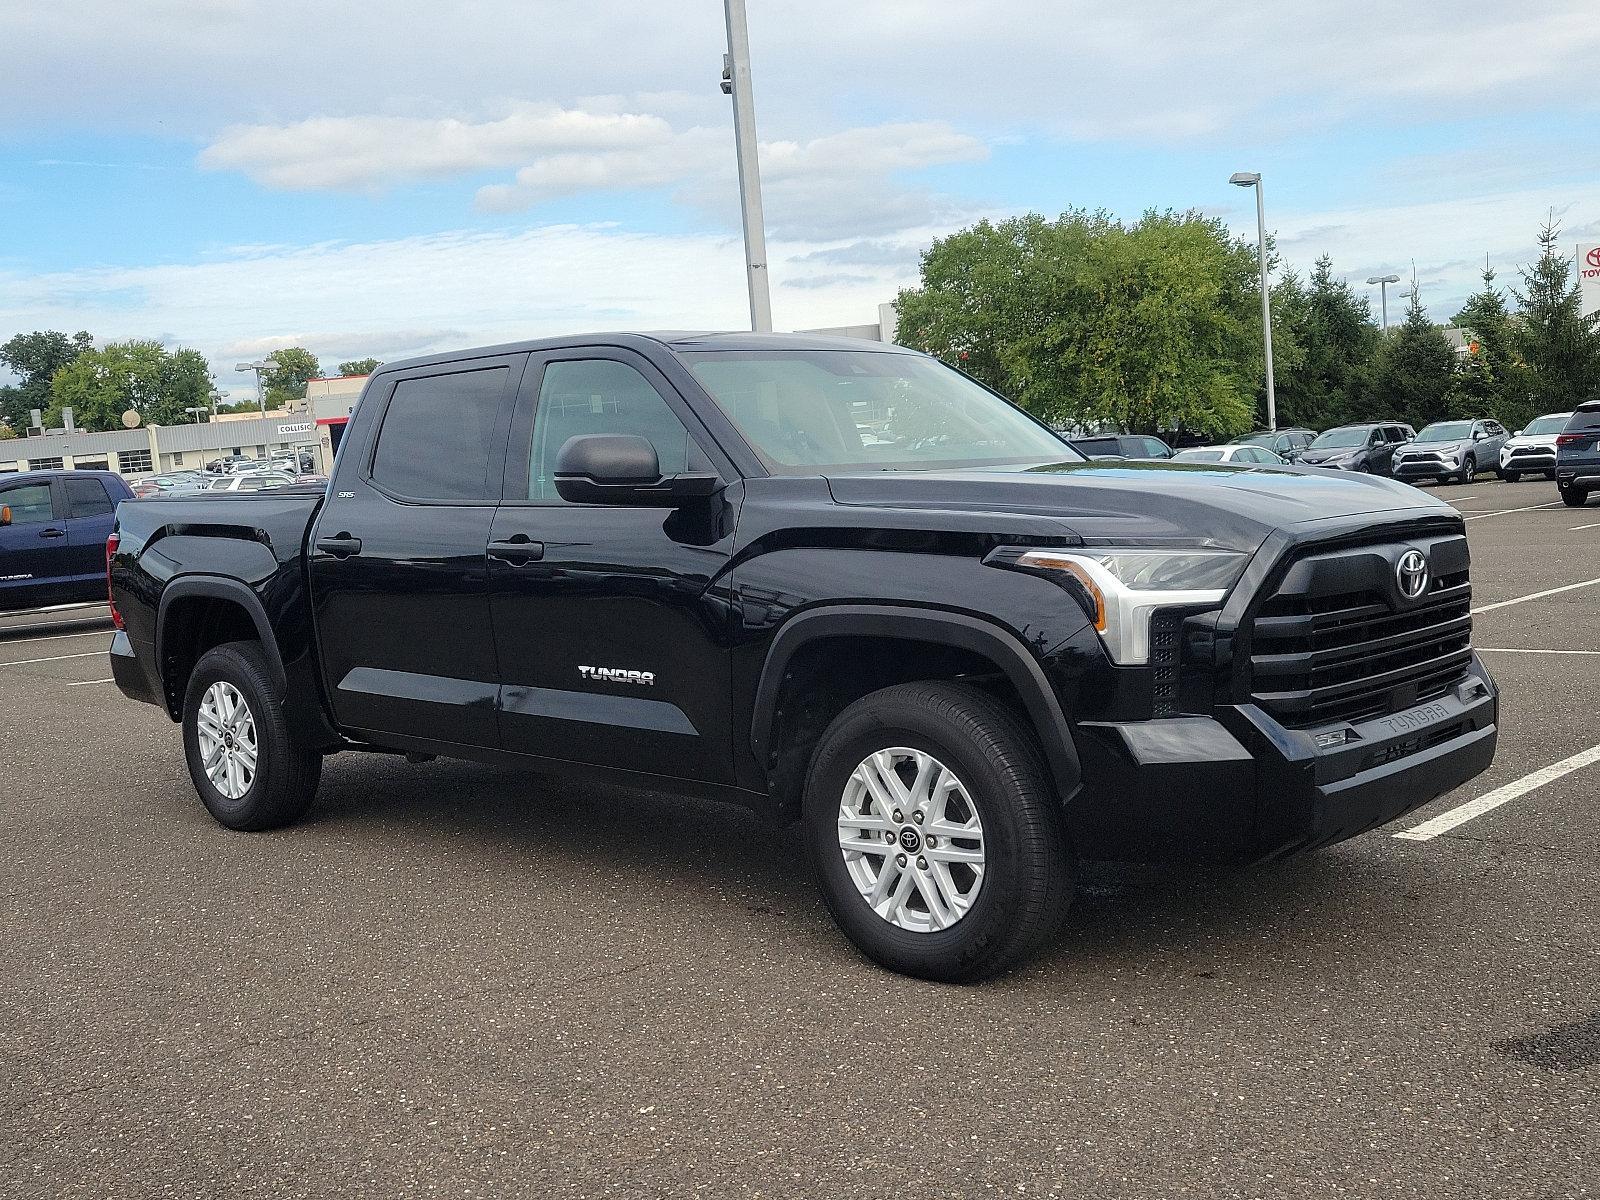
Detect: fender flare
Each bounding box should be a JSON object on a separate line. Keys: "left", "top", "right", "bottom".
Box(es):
{"left": 156, "top": 575, "right": 288, "bottom": 700}
{"left": 750, "top": 604, "right": 1082, "bottom": 802}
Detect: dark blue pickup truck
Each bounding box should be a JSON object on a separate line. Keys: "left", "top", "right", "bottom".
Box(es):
{"left": 0, "top": 469, "right": 132, "bottom": 612}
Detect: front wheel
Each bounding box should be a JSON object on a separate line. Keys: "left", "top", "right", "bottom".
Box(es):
{"left": 182, "top": 640, "right": 322, "bottom": 830}
{"left": 1500, "top": 470, "right": 1520, "bottom": 483}
{"left": 803, "top": 681, "right": 1071, "bottom": 983}
{"left": 1458, "top": 454, "right": 1476, "bottom": 483}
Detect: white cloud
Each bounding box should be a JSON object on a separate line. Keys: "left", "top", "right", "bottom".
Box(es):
{"left": 0, "top": 223, "right": 932, "bottom": 389}
{"left": 200, "top": 106, "right": 671, "bottom": 190}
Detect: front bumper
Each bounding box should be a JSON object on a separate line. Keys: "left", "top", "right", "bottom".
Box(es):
{"left": 1070, "top": 655, "right": 1498, "bottom": 863}
{"left": 1394, "top": 459, "right": 1459, "bottom": 480}
{"left": 1502, "top": 450, "right": 1555, "bottom": 471}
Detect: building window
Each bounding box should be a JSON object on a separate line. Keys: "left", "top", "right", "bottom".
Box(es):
{"left": 73, "top": 457, "right": 110, "bottom": 472}
{"left": 0, "top": 462, "right": 18, "bottom": 474}
{"left": 26, "top": 456, "right": 64, "bottom": 471}
{"left": 116, "top": 449, "right": 152, "bottom": 474}
{"left": 172, "top": 452, "right": 184, "bottom": 466}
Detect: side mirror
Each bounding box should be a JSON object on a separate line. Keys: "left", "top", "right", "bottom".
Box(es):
{"left": 0, "top": 505, "right": 10, "bottom": 527}
{"left": 553, "top": 434, "right": 721, "bottom": 506}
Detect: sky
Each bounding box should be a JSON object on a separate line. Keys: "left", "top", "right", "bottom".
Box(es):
{"left": 3, "top": 1, "right": 1599, "bottom": 400}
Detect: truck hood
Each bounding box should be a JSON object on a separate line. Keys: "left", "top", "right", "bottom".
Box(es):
{"left": 824, "top": 460, "right": 1453, "bottom": 552}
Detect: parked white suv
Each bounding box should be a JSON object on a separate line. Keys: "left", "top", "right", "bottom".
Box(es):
{"left": 1498, "top": 412, "right": 1572, "bottom": 482}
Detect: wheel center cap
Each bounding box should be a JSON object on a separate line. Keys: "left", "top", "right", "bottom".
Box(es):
{"left": 898, "top": 827, "right": 922, "bottom": 853}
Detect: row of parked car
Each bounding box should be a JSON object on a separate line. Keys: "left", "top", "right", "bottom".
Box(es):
{"left": 1068, "top": 404, "right": 1600, "bottom": 504}
{"left": 129, "top": 454, "right": 326, "bottom": 499}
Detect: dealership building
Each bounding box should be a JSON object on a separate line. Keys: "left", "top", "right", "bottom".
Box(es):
{"left": 0, "top": 375, "right": 367, "bottom": 478}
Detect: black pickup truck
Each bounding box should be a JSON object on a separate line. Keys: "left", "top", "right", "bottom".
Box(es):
{"left": 108, "top": 332, "right": 1499, "bottom": 981}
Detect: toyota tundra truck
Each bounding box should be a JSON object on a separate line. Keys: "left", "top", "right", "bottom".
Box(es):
{"left": 107, "top": 333, "right": 1499, "bottom": 981}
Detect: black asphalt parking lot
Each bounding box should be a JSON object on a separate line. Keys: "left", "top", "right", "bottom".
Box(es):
{"left": 3, "top": 479, "right": 1597, "bottom": 1198}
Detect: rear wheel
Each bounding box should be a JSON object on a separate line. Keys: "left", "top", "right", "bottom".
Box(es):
{"left": 1561, "top": 486, "right": 1589, "bottom": 508}
{"left": 182, "top": 641, "right": 321, "bottom": 830}
{"left": 803, "top": 681, "right": 1071, "bottom": 983}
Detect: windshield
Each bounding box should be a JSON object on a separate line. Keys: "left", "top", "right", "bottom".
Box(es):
{"left": 1525, "top": 414, "right": 1570, "bottom": 435}
{"left": 1417, "top": 421, "right": 1472, "bottom": 441}
{"left": 1173, "top": 449, "right": 1225, "bottom": 461}
{"left": 682, "top": 350, "right": 1080, "bottom": 473}
{"left": 1310, "top": 427, "right": 1370, "bottom": 449}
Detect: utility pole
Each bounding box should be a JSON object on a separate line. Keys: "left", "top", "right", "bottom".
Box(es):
{"left": 1230, "top": 171, "right": 1276, "bottom": 431}
{"left": 1367, "top": 273, "right": 1400, "bottom": 331}
{"left": 721, "top": 0, "right": 773, "bottom": 332}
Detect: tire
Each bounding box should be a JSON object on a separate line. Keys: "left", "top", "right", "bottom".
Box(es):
{"left": 802, "top": 681, "right": 1071, "bottom": 983}
{"left": 1545, "top": 471, "right": 1558, "bottom": 481}
{"left": 182, "top": 640, "right": 321, "bottom": 831}
{"left": 1459, "top": 454, "right": 1476, "bottom": 483}
{"left": 1500, "top": 470, "right": 1520, "bottom": 483}
{"left": 1560, "top": 486, "right": 1588, "bottom": 508}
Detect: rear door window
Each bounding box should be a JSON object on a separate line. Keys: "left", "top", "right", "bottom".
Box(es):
{"left": 1565, "top": 407, "right": 1600, "bottom": 432}
{"left": 0, "top": 482, "right": 56, "bottom": 524}
{"left": 370, "top": 366, "right": 511, "bottom": 501}
{"left": 64, "top": 476, "right": 114, "bottom": 518}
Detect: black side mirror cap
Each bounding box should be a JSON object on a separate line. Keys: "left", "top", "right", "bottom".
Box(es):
{"left": 553, "top": 434, "right": 722, "bottom": 507}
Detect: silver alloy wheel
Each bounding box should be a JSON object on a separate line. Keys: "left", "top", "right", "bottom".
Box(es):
{"left": 196, "top": 681, "right": 258, "bottom": 801}
{"left": 837, "top": 747, "right": 986, "bottom": 933}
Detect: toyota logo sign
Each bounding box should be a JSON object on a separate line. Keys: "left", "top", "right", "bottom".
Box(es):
{"left": 1588, "top": 246, "right": 1600, "bottom": 270}
{"left": 1396, "top": 549, "right": 1430, "bottom": 600}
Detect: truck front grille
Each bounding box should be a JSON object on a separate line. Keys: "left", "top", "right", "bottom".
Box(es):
{"left": 1243, "top": 539, "right": 1473, "bottom": 729}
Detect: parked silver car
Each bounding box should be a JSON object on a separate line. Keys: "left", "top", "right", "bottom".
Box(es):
{"left": 1391, "top": 418, "right": 1509, "bottom": 485}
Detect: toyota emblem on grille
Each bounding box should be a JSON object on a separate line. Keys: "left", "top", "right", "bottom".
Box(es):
{"left": 1396, "top": 549, "right": 1429, "bottom": 600}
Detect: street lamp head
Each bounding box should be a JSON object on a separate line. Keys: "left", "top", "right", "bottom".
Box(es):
{"left": 235, "top": 360, "right": 273, "bottom": 372}
{"left": 1229, "top": 171, "right": 1260, "bottom": 187}
{"left": 1366, "top": 274, "right": 1401, "bottom": 285}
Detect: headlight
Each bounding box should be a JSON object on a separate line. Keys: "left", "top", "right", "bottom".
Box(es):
{"left": 1009, "top": 547, "right": 1247, "bottom": 664}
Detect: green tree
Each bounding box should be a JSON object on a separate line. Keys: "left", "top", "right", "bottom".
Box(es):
{"left": 1272, "top": 256, "right": 1381, "bottom": 428}
{"left": 261, "top": 347, "right": 321, "bottom": 409}
{"left": 1365, "top": 290, "right": 1459, "bottom": 429}
{"left": 1452, "top": 265, "right": 1531, "bottom": 428}
{"left": 896, "top": 209, "right": 1261, "bottom": 438}
{"left": 1511, "top": 216, "right": 1600, "bottom": 410}
{"left": 47, "top": 340, "right": 215, "bottom": 431}
{"left": 0, "top": 330, "right": 94, "bottom": 432}
{"left": 338, "top": 357, "right": 380, "bottom": 376}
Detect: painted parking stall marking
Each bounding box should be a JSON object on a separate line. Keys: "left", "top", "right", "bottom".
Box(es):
{"left": 1396, "top": 744, "right": 1600, "bottom": 841}
{"left": 1471, "top": 575, "right": 1600, "bottom": 615}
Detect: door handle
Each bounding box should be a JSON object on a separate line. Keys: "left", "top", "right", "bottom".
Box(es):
{"left": 315, "top": 533, "right": 363, "bottom": 558}
{"left": 38, "top": 527, "right": 66, "bottom": 539}
{"left": 488, "top": 535, "right": 545, "bottom": 564}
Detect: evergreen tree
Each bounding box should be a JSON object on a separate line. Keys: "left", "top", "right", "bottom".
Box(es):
{"left": 1366, "top": 289, "right": 1459, "bottom": 429}
{"left": 1452, "top": 264, "right": 1531, "bottom": 427}
{"left": 1273, "top": 255, "right": 1380, "bottom": 428}
{"left": 1511, "top": 216, "right": 1600, "bottom": 410}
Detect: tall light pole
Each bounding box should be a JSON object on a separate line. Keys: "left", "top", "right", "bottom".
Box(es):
{"left": 1367, "top": 273, "right": 1401, "bottom": 331}
{"left": 721, "top": 0, "right": 773, "bottom": 332}
{"left": 1230, "top": 171, "right": 1276, "bottom": 432}
{"left": 235, "top": 360, "right": 273, "bottom": 416}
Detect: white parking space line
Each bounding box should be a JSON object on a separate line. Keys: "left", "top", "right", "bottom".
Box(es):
{"left": 1478, "top": 647, "right": 1600, "bottom": 656}
{"left": 1472, "top": 576, "right": 1600, "bottom": 615}
{"left": 0, "top": 629, "right": 112, "bottom": 647}
{"left": 1395, "top": 744, "right": 1600, "bottom": 841}
{"left": 0, "top": 651, "right": 104, "bottom": 668}
{"left": 1460, "top": 502, "right": 1563, "bottom": 521}
{"left": 68, "top": 677, "right": 115, "bottom": 687}
{"left": 1571, "top": 522, "right": 1600, "bottom": 531}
